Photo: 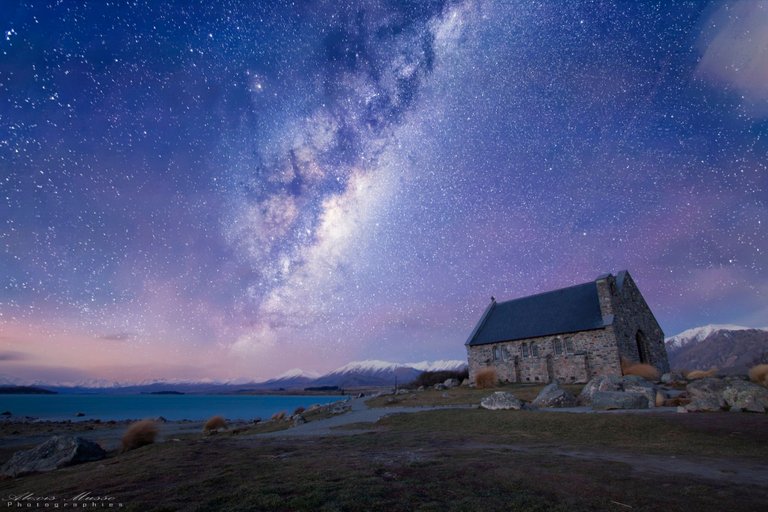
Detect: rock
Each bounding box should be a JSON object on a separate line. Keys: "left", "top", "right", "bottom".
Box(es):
{"left": 661, "top": 372, "right": 685, "bottom": 384}
{"left": 685, "top": 378, "right": 727, "bottom": 412}
{"left": 480, "top": 391, "right": 524, "bottom": 410}
{"left": 433, "top": 383, "right": 447, "bottom": 391}
{"left": 1, "top": 436, "right": 106, "bottom": 478}
{"left": 291, "top": 414, "right": 306, "bottom": 426}
{"left": 577, "top": 375, "right": 623, "bottom": 405}
{"left": 461, "top": 379, "right": 470, "bottom": 387}
{"left": 417, "top": 385, "right": 425, "bottom": 391}
{"left": 252, "top": 417, "right": 262, "bottom": 424}
{"left": 155, "top": 416, "right": 168, "bottom": 423}
{"left": 722, "top": 379, "right": 768, "bottom": 413}
{"left": 75, "top": 412, "right": 85, "bottom": 417}
{"left": 396, "top": 389, "right": 409, "bottom": 395}
{"left": 330, "top": 403, "right": 351, "bottom": 415}
{"left": 591, "top": 391, "right": 649, "bottom": 410}
{"left": 622, "top": 376, "right": 657, "bottom": 408}
{"left": 531, "top": 381, "right": 577, "bottom": 408}
{"left": 444, "top": 378, "right": 460, "bottom": 389}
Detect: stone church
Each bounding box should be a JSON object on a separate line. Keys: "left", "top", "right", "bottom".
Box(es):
{"left": 465, "top": 271, "right": 669, "bottom": 384}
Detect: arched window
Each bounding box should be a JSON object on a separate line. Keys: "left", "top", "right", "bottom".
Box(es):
{"left": 553, "top": 339, "right": 563, "bottom": 355}
{"left": 531, "top": 343, "right": 540, "bottom": 357}
{"left": 521, "top": 343, "right": 529, "bottom": 358}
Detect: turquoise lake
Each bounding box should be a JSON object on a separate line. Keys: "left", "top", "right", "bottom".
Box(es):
{"left": 0, "top": 394, "right": 346, "bottom": 421}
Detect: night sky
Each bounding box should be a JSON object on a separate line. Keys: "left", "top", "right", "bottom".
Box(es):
{"left": 1, "top": 1, "right": 766, "bottom": 384}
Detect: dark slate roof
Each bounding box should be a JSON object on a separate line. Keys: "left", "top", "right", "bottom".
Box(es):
{"left": 465, "top": 280, "right": 609, "bottom": 346}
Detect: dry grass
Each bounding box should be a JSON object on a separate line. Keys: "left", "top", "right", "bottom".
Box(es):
{"left": 623, "top": 363, "right": 660, "bottom": 381}
{"left": 203, "top": 415, "right": 227, "bottom": 433}
{"left": 475, "top": 367, "right": 498, "bottom": 389}
{"left": 271, "top": 411, "right": 287, "bottom": 421}
{"left": 748, "top": 364, "right": 768, "bottom": 387}
{"left": 685, "top": 368, "right": 718, "bottom": 380}
{"left": 620, "top": 356, "right": 660, "bottom": 381}
{"left": 120, "top": 420, "right": 158, "bottom": 452}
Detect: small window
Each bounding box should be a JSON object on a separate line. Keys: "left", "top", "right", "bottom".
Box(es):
{"left": 565, "top": 339, "right": 575, "bottom": 354}
{"left": 499, "top": 346, "right": 506, "bottom": 362}
{"left": 521, "top": 343, "right": 529, "bottom": 358}
{"left": 531, "top": 344, "right": 539, "bottom": 357}
{"left": 553, "top": 339, "right": 563, "bottom": 355}
{"left": 492, "top": 346, "right": 500, "bottom": 361}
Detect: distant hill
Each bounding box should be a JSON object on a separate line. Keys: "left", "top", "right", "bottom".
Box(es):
{"left": 2, "top": 360, "right": 468, "bottom": 393}
{"left": 665, "top": 325, "right": 768, "bottom": 373}
{"left": 0, "top": 386, "right": 57, "bottom": 394}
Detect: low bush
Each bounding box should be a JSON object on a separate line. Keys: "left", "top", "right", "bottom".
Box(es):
{"left": 293, "top": 406, "right": 306, "bottom": 416}
{"left": 203, "top": 415, "right": 227, "bottom": 433}
{"left": 475, "top": 367, "right": 498, "bottom": 389}
{"left": 121, "top": 420, "right": 158, "bottom": 452}
{"left": 623, "top": 363, "right": 660, "bottom": 381}
{"left": 271, "top": 411, "right": 287, "bottom": 421}
{"left": 408, "top": 369, "right": 469, "bottom": 388}
{"left": 685, "top": 368, "right": 718, "bottom": 380}
{"left": 748, "top": 364, "right": 768, "bottom": 387}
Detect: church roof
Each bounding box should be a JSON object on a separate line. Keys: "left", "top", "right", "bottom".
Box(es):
{"left": 465, "top": 277, "right": 613, "bottom": 346}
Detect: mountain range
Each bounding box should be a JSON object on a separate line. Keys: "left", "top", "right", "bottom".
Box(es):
{"left": 665, "top": 324, "right": 768, "bottom": 373}
{"left": 0, "top": 360, "right": 468, "bottom": 394}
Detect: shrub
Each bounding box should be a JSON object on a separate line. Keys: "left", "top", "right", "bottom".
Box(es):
{"left": 475, "top": 367, "right": 498, "bottom": 389}
{"left": 685, "top": 368, "right": 718, "bottom": 380}
{"left": 408, "top": 369, "right": 469, "bottom": 388}
{"left": 623, "top": 363, "right": 660, "bottom": 381}
{"left": 271, "top": 411, "right": 287, "bottom": 421}
{"left": 293, "top": 406, "right": 305, "bottom": 416}
{"left": 748, "top": 364, "right": 768, "bottom": 387}
{"left": 121, "top": 420, "right": 158, "bottom": 452}
{"left": 203, "top": 415, "right": 227, "bottom": 433}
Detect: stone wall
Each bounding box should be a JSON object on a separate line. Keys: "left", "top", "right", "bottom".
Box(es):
{"left": 467, "top": 327, "right": 622, "bottom": 385}
{"left": 606, "top": 273, "right": 669, "bottom": 373}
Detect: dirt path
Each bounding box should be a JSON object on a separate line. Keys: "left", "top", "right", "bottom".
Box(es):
{"left": 252, "top": 397, "right": 471, "bottom": 438}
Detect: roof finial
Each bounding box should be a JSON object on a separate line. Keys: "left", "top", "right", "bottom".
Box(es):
{"left": 491, "top": 295, "right": 496, "bottom": 302}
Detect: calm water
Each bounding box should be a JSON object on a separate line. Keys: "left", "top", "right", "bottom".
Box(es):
{"left": 0, "top": 394, "right": 345, "bottom": 421}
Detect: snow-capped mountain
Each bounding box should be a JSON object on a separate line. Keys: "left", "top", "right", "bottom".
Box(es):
{"left": 0, "top": 359, "right": 467, "bottom": 391}
{"left": 665, "top": 324, "right": 757, "bottom": 350}
{"left": 308, "top": 359, "right": 467, "bottom": 388}
{"left": 665, "top": 325, "right": 768, "bottom": 373}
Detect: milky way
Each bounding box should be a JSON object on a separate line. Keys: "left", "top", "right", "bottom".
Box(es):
{"left": 1, "top": 1, "right": 766, "bottom": 383}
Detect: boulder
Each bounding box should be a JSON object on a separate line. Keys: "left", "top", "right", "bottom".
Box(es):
{"left": 291, "top": 414, "right": 306, "bottom": 426}
{"left": 444, "top": 378, "right": 460, "bottom": 389}
{"left": 685, "top": 378, "right": 727, "bottom": 412}
{"left": 531, "top": 382, "right": 577, "bottom": 408}
{"left": 622, "top": 376, "right": 657, "bottom": 408}
{"left": 480, "top": 391, "right": 524, "bottom": 410}
{"left": 591, "top": 391, "right": 649, "bottom": 410}
{"left": 461, "top": 379, "right": 470, "bottom": 387}
{"left": 330, "top": 403, "right": 351, "bottom": 415}
{"left": 434, "top": 383, "right": 447, "bottom": 391}
{"left": 1, "top": 436, "right": 106, "bottom": 478}
{"left": 661, "top": 372, "right": 684, "bottom": 384}
{"left": 396, "top": 389, "right": 410, "bottom": 395}
{"left": 577, "top": 375, "right": 623, "bottom": 405}
{"left": 722, "top": 379, "right": 768, "bottom": 413}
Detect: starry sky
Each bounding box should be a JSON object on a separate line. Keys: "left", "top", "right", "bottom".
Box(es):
{"left": 1, "top": 1, "right": 766, "bottom": 384}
